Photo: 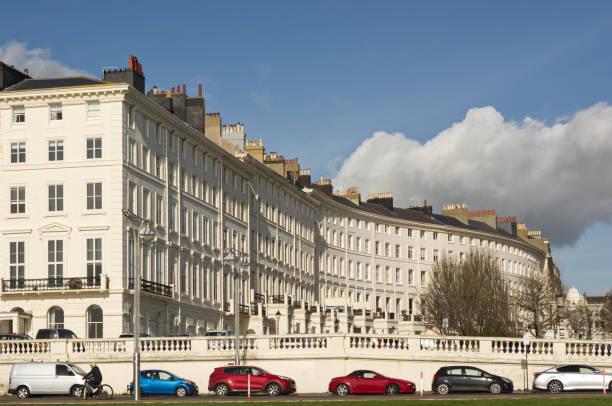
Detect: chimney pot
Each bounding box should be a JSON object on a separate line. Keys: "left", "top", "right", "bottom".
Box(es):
{"left": 23, "top": 68, "right": 29, "bottom": 76}
{"left": 198, "top": 83, "right": 202, "bottom": 97}
{"left": 182, "top": 84, "right": 186, "bottom": 94}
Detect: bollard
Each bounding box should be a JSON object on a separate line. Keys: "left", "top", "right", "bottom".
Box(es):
{"left": 420, "top": 371, "right": 424, "bottom": 397}
{"left": 248, "top": 373, "right": 251, "bottom": 398}
{"left": 604, "top": 368, "right": 607, "bottom": 396}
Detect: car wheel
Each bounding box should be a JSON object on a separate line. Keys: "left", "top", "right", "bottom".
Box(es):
{"left": 336, "top": 383, "right": 349, "bottom": 396}
{"left": 16, "top": 386, "right": 30, "bottom": 399}
{"left": 266, "top": 382, "right": 281, "bottom": 397}
{"left": 386, "top": 383, "right": 400, "bottom": 395}
{"left": 70, "top": 385, "right": 84, "bottom": 398}
{"left": 489, "top": 383, "right": 502, "bottom": 394}
{"left": 547, "top": 380, "right": 563, "bottom": 393}
{"left": 437, "top": 383, "right": 450, "bottom": 395}
{"left": 215, "top": 383, "right": 230, "bottom": 397}
{"left": 175, "top": 386, "right": 188, "bottom": 397}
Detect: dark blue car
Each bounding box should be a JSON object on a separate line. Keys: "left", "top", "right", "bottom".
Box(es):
{"left": 129, "top": 370, "right": 198, "bottom": 397}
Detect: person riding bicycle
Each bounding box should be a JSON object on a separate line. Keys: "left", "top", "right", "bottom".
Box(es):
{"left": 83, "top": 362, "right": 103, "bottom": 397}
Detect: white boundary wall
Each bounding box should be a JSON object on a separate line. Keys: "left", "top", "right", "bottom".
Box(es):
{"left": 1, "top": 334, "right": 610, "bottom": 394}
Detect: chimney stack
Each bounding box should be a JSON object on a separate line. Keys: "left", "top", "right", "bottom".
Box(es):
{"left": 23, "top": 68, "right": 29, "bottom": 76}
{"left": 198, "top": 83, "right": 202, "bottom": 97}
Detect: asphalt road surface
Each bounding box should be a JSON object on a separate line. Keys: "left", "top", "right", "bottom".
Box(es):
{"left": 0, "top": 391, "right": 610, "bottom": 403}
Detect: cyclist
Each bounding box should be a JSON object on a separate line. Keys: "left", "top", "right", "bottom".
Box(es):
{"left": 83, "top": 362, "right": 103, "bottom": 398}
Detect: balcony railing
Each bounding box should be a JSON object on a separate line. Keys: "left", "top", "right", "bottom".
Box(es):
{"left": 2, "top": 277, "right": 102, "bottom": 293}
{"left": 253, "top": 293, "right": 265, "bottom": 303}
{"left": 239, "top": 304, "right": 250, "bottom": 315}
{"left": 128, "top": 278, "right": 173, "bottom": 298}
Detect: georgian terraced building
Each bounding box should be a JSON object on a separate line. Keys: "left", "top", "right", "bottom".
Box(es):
{"left": 0, "top": 58, "right": 562, "bottom": 339}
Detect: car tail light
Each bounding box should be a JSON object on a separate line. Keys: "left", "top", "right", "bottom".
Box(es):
{"left": 534, "top": 373, "right": 541, "bottom": 380}
{"left": 433, "top": 374, "right": 439, "bottom": 382}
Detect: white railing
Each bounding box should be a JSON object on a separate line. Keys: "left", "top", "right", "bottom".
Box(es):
{"left": 0, "top": 334, "right": 610, "bottom": 363}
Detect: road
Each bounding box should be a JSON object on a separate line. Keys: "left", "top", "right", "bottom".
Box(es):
{"left": 0, "top": 391, "right": 609, "bottom": 403}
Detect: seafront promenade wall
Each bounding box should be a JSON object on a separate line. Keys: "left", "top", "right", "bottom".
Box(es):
{"left": 1, "top": 334, "right": 610, "bottom": 393}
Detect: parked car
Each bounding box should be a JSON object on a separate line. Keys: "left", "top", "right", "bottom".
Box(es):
{"left": 204, "top": 330, "right": 234, "bottom": 350}
{"left": 35, "top": 329, "right": 77, "bottom": 339}
{"left": 533, "top": 364, "right": 612, "bottom": 392}
{"left": 208, "top": 365, "right": 295, "bottom": 397}
{"left": 129, "top": 370, "right": 198, "bottom": 397}
{"left": 114, "top": 333, "right": 151, "bottom": 351}
{"left": 328, "top": 370, "right": 415, "bottom": 395}
{"left": 432, "top": 366, "right": 513, "bottom": 394}
{"left": 8, "top": 362, "right": 86, "bottom": 398}
{"left": 0, "top": 334, "right": 32, "bottom": 340}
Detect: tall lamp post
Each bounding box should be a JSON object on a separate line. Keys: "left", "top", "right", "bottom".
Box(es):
{"left": 223, "top": 248, "right": 249, "bottom": 366}
{"left": 123, "top": 209, "right": 155, "bottom": 401}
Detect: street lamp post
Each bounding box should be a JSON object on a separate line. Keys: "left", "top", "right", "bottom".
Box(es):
{"left": 224, "top": 248, "right": 249, "bottom": 366}
{"left": 275, "top": 310, "right": 281, "bottom": 335}
{"left": 123, "top": 209, "right": 155, "bottom": 401}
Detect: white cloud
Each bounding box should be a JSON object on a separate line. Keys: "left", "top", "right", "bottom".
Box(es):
{"left": 0, "top": 40, "right": 89, "bottom": 78}
{"left": 334, "top": 103, "right": 612, "bottom": 246}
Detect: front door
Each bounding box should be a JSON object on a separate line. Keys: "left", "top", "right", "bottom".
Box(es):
{"left": 445, "top": 367, "right": 467, "bottom": 391}
{"left": 464, "top": 368, "right": 487, "bottom": 392}
{"left": 54, "top": 364, "right": 76, "bottom": 394}
{"left": 578, "top": 366, "right": 602, "bottom": 390}
{"left": 156, "top": 371, "right": 178, "bottom": 394}
{"left": 248, "top": 368, "right": 268, "bottom": 391}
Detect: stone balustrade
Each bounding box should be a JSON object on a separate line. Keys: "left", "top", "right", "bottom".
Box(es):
{"left": 0, "top": 334, "right": 610, "bottom": 394}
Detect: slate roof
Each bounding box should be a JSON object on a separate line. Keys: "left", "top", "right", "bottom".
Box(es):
{"left": 331, "top": 194, "right": 521, "bottom": 241}
{"left": 3, "top": 77, "right": 110, "bottom": 91}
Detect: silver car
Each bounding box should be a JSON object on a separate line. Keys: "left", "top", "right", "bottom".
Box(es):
{"left": 533, "top": 364, "right": 612, "bottom": 392}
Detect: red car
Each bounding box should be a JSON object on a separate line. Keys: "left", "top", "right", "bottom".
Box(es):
{"left": 329, "top": 370, "right": 416, "bottom": 395}
{"left": 208, "top": 365, "right": 296, "bottom": 397}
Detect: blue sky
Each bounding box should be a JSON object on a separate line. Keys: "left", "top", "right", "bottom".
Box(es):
{"left": 3, "top": 0, "right": 612, "bottom": 294}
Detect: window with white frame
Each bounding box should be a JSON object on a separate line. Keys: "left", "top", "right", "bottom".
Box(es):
{"left": 156, "top": 195, "right": 163, "bottom": 226}
{"left": 87, "top": 101, "right": 100, "bottom": 118}
{"left": 376, "top": 265, "right": 381, "bottom": 283}
{"left": 433, "top": 249, "right": 439, "bottom": 262}
{"left": 192, "top": 212, "right": 199, "bottom": 240}
{"left": 86, "top": 238, "right": 102, "bottom": 285}
{"left": 395, "top": 267, "right": 401, "bottom": 284}
{"left": 86, "top": 306, "right": 103, "bottom": 338}
{"left": 408, "top": 269, "right": 414, "bottom": 285}
{"left": 86, "top": 137, "right": 102, "bottom": 159}
{"left": 48, "top": 240, "right": 64, "bottom": 286}
{"left": 50, "top": 104, "right": 62, "bottom": 120}
{"left": 386, "top": 266, "right": 391, "bottom": 284}
{"left": 420, "top": 230, "right": 426, "bottom": 239}
{"left": 407, "top": 246, "right": 413, "bottom": 259}
{"left": 86, "top": 182, "right": 102, "bottom": 210}
{"left": 48, "top": 140, "right": 64, "bottom": 161}
{"left": 10, "top": 186, "right": 25, "bottom": 214}
{"left": 13, "top": 106, "right": 25, "bottom": 123}
{"left": 9, "top": 241, "right": 25, "bottom": 289}
{"left": 420, "top": 270, "right": 427, "bottom": 286}
{"left": 48, "top": 306, "right": 64, "bottom": 329}
{"left": 48, "top": 184, "right": 64, "bottom": 212}
{"left": 10, "top": 142, "right": 26, "bottom": 163}
{"left": 420, "top": 247, "right": 426, "bottom": 261}
{"left": 395, "top": 244, "right": 400, "bottom": 258}
{"left": 433, "top": 231, "right": 438, "bottom": 240}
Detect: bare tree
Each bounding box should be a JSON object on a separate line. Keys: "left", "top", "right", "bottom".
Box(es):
{"left": 566, "top": 294, "right": 597, "bottom": 339}
{"left": 514, "top": 268, "right": 562, "bottom": 338}
{"left": 421, "top": 250, "right": 516, "bottom": 337}
{"left": 601, "top": 292, "right": 612, "bottom": 338}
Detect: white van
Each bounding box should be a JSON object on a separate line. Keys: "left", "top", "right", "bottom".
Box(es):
{"left": 8, "top": 362, "right": 86, "bottom": 398}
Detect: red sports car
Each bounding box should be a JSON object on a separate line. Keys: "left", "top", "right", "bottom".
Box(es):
{"left": 329, "top": 370, "right": 416, "bottom": 395}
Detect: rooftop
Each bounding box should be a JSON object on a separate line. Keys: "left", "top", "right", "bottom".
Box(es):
{"left": 3, "top": 76, "right": 110, "bottom": 91}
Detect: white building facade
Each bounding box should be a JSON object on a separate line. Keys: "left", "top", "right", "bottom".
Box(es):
{"left": 0, "top": 68, "right": 558, "bottom": 339}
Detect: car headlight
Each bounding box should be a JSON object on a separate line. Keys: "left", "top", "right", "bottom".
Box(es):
{"left": 279, "top": 376, "right": 291, "bottom": 380}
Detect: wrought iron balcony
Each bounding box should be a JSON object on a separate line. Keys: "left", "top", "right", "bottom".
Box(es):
{"left": 239, "top": 304, "right": 250, "bottom": 315}
{"left": 1, "top": 276, "right": 102, "bottom": 293}
{"left": 128, "top": 278, "right": 173, "bottom": 298}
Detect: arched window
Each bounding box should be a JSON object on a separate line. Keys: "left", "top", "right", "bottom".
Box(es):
{"left": 86, "top": 305, "right": 103, "bottom": 338}
{"left": 11, "top": 307, "right": 25, "bottom": 313}
{"left": 48, "top": 306, "right": 64, "bottom": 329}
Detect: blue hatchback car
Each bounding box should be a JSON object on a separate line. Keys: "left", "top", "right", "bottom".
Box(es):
{"left": 129, "top": 370, "right": 198, "bottom": 397}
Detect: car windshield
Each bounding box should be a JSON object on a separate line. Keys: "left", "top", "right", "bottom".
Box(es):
{"left": 69, "top": 364, "right": 86, "bottom": 375}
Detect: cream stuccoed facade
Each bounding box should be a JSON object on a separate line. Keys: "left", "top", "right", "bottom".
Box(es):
{"left": 0, "top": 60, "right": 561, "bottom": 339}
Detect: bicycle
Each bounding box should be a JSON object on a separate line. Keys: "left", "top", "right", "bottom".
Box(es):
{"left": 76, "top": 379, "right": 114, "bottom": 400}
